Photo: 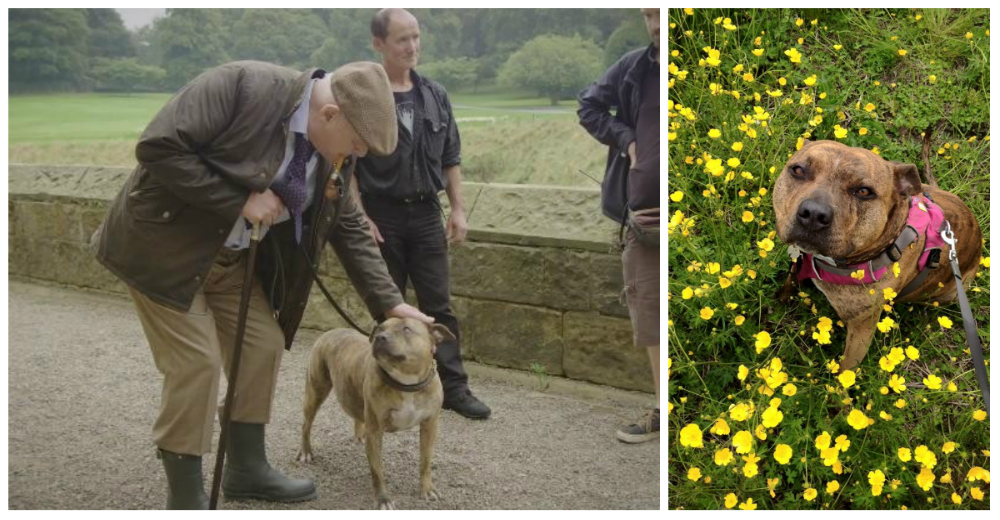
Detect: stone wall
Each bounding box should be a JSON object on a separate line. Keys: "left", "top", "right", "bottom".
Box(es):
{"left": 8, "top": 164, "right": 653, "bottom": 393}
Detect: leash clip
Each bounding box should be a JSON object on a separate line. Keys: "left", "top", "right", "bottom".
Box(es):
{"left": 941, "top": 222, "right": 958, "bottom": 261}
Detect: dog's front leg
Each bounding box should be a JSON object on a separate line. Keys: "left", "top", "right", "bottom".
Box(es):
{"left": 363, "top": 412, "right": 393, "bottom": 509}
{"left": 839, "top": 306, "right": 881, "bottom": 371}
{"left": 418, "top": 414, "right": 440, "bottom": 501}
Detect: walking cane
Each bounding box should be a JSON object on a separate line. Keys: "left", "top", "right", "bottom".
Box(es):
{"left": 209, "top": 221, "right": 262, "bottom": 510}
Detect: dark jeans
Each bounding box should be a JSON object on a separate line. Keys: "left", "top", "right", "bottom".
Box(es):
{"left": 363, "top": 195, "right": 469, "bottom": 396}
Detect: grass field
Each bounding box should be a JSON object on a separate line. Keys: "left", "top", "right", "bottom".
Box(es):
{"left": 667, "top": 8, "right": 990, "bottom": 510}
{"left": 8, "top": 89, "right": 599, "bottom": 187}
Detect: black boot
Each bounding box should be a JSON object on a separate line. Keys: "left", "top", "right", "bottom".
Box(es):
{"left": 443, "top": 389, "right": 492, "bottom": 419}
{"left": 222, "top": 422, "right": 317, "bottom": 502}
{"left": 157, "top": 449, "right": 209, "bottom": 510}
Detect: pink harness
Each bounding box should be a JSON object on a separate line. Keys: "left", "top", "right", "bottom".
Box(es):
{"left": 797, "top": 194, "right": 947, "bottom": 286}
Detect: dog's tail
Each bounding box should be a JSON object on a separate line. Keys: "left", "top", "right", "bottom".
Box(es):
{"left": 920, "top": 122, "right": 940, "bottom": 188}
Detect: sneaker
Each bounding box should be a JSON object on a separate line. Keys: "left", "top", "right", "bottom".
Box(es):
{"left": 616, "top": 408, "right": 660, "bottom": 444}
{"left": 442, "top": 389, "right": 491, "bottom": 419}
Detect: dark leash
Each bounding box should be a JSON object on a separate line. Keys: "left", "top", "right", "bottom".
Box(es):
{"left": 299, "top": 243, "right": 371, "bottom": 335}
{"left": 209, "top": 222, "right": 262, "bottom": 510}
{"left": 941, "top": 222, "right": 990, "bottom": 413}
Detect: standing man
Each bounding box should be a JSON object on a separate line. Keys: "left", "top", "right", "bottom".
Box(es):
{"left": 577, "top": 8, "right": 660, "bottom": 443}
{"left": 91, "top": 60, "right": 431, "bottom": 508}
{"left": 354, "top": 8, "right": 490, "bottom": 419}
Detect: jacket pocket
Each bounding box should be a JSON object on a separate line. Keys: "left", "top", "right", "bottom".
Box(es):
{"left": 424, "top": 113, "right": 448, "bottom": 159}
{"left": 127, "top": 185, "right": 185, "bottom": 223}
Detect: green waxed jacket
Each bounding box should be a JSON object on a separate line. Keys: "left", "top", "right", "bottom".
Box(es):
{"left": 91, "top": 60, "right": 402, "bottom": 348}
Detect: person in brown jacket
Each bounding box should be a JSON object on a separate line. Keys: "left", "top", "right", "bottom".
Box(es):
{"left": 91, "top": 60, "right": 431, "bottom": 509}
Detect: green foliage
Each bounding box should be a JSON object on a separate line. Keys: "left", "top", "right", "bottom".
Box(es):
{"left": 155, "top": 9, "right": 231, "bottom": 90}
{"left": 86, "top": 9, "right": 135, "bottom": 60}
{"left": 90, "top": 58, "right": 165, "bottom": 93}
{"left": 604, "top": 18, "right": 650, "bottom": 67}
{"left": 499, "top": 35, "right": 604, "bottom": 105}
{"left": 229, "top": 9, "right": 329, "bottom": 69}
{"left": 418, "top": 58, "right": 479, "bottom": 92}
{"left": 9, "top": 9, "right": 91, "bottom": 92}
{"left": 667, "top": 8, "right": 990, "bottom": 510}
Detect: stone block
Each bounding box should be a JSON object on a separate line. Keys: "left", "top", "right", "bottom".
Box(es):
{"left": 563, "top": 311, "right": 654, "bottom": 393}
{"left": 463, "top": 300, "right": 563, "bottom": 375}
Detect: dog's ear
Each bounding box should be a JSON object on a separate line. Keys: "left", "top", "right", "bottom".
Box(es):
{"left": 890, "top": 161, "right": 922, "bottom": 196}
{"left": 428, "top": 323, "right": 456, "bottom": 346}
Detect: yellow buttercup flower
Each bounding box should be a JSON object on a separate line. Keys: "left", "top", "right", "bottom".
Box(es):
{"left": 782, "top": 383, "right": 797, "bottom": 396}
{"left": 784, "top": 47, "right": 803, "bottom": 64}
{"left": 864, "top": 103, "right": 876, "bottom": 112}
{"left": 732, "top": 430, "right": 754, "bottom": 454}
{"left": 711, "top": 418, "right": 731, "bottom": 436}
{"left": 905, "top": 346, "right": 920, "bottom": 360}
{"left": 761, "top": 402, "right": 783, "bottom": 428}
{"left": 916, "top": 466, "right": 935, "bottom": 491}
{"left": 804, "top": 74, "right": 817, "bottom": 86}
{"left": 724, "top": 493, "right": 738, "bottom": 509}
{"left": 715, "top": 448, "right": 735, "bottom": 466}
{"left": 708, "top": 128, "right": 722, "bottom": 138}
{"left": 876, "top": 316, "right": 895, "bottom": 333}
{"left": 898, "top": 49, "right": 907, "bottom": 56}
{"left": 834, "top": 435, "right": 850, "bottom": 452}
{"left": 826, "top": 480, "right": 840, "bottom": 494}
{"left": 737, "top": 365, "right": 749, "bottom": 381}
{"left": 888, "top": 374, "right": 906, "bottom": 393}
{"left": 869, "top": 469, "right": 886, "bottom": 496}
{"left": 669, "top": 191, "right": 684, "bottom": 202}
{"left": 942, "top": 441, "right": 956, "bottom": 454}
{"left": 704, "top": 47, "right": 722, "bottom": 67}
{"left": 803, "top": 488, "right": 818, "bottom": 501}
{"left": 755, "top": 331, "right": 772, "bottom": 353}
{"left": 898, "top": 447, "right": 912, "bottom": 462}
{"left": 833, "top": 44, "right": 843, "bottom": 50}
{"left": 973, "top": 409, "right": 987, "bottom": 421}
{"left": 847, "top": 409, "right": 870, "bottom": 430}
{"left": 833, "top": 125, "right": 848, "bottom": 139}
{"left": 741, "top": 211, "right": 754, "bottom": 223}
{"left": 752, "top": 48, "right": 764, "bottom": 57}
{"left": 937, "top": 316, "right": 953, "bottom": 329}
{"left": 815, "top": 431, "right": 832, "bottom": 450}
{"left": 681, "top": 287, "right": 693, "bottom": 299}
{"left": 687, "top": 467, "right": 702, "bottom": 481}
{"left": 700, "top": 307, "right": 715, "bottom": 320}
{"left": 923, "top": 373, "right": 942, "bottom": 390}
{"left": 838, "top": 369, "right": 856, "bottom": 389}
{"left": 739, "top": 498, "right": 757, "bottom": 510}
{"left": 735, "top": 315, "right": 746, "bottom": 326}
{"left": 680, "top": 423, "right": 704, "bottom": 448}
{"left": 774, "top": 443, "right": 793, "bottom": 464}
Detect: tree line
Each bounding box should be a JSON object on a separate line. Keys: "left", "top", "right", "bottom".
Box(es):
{"left": 9, "top": 8, "right": 649, "bottom": 103}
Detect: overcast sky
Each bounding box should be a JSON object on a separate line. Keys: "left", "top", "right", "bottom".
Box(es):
{"left": 116, "top": 8, "right": 166, "bottom": 30}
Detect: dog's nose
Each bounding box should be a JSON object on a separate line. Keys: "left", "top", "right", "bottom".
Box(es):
{"left": 796, "top": 199, "right": 834, "bottom": 232}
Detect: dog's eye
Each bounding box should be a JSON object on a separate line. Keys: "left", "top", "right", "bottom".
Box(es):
{"left": 791, "top": 165, "right": 806, "bottom": 179}
{"left": 854, "top": 187, "right": 876, "bottom": 199}
{"left": 402, "top": 326, "right": 413, "bottom": 335}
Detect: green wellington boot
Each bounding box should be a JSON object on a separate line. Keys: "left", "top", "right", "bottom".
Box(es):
{"left": 222, "top": 422, "right": 317, "bottom": 502}
{"left": 157, "top": 449, "right": 209, "bottom": 510}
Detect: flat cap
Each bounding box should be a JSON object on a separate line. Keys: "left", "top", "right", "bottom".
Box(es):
{"left": 329, "top": 62, "right": 398, "bottom": 156}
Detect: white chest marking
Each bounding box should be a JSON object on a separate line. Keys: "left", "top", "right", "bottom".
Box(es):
{"left": 389, "top": 393, "right": 426, "bottom": 431}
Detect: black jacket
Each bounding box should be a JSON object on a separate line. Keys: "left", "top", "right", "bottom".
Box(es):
{"left": 356, "top": 69, "right": 461, "bottom": 199}
{"left": 577, "top": 44, "right": 657, "bottom": 224}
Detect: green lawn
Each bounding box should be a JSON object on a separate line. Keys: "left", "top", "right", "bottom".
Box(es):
{"left": 7, "top": 90, "right": 603, "bottom": 187}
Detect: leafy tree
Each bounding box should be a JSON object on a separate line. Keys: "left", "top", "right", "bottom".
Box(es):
{"left": 417, "top": 57, "right": 478, "bottom": 92}
{"left": 229, "top": 9, "right": 328, "bottom": 68}
{"left": 153, "top": 9, "right": 230, "bottom": 89}
{"left": 604, "top": 17, "right": 649, "bottom": 67}
{"left": 498, "top": 34, "right": 604, "bottom": 104}
{"left": 86, "top": 9, "right": 135, "bottom": 59}
{"left": 91, "top": 58, "right": 165, "bottom": 93}
{"left": 9, "top": 9, "right": 90, "bottom": 91}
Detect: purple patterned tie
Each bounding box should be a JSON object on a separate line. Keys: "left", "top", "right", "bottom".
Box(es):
{"left": 273, "top": 132, "right": 314, "bottom": 244}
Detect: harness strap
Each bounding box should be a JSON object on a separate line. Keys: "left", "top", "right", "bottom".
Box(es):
{"left": 896, "top": 248, "right": 942, "bottom": 299}
{"left": 812, "top": 225, "right": 919, "bottom": 279}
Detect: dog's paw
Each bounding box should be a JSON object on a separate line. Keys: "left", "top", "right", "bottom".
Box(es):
{"left": 420, "top": 487, "right": 440, "bottom": 501}
{"left": 296, "top": 450, "right": 315, "bottom": 463}
{"left": 377, "top": 498, "right": 396, "bottom": 510}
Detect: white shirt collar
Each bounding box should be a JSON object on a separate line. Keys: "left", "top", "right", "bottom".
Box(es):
{"left": 289, "top": 79, "right": 316, "bottom": 137}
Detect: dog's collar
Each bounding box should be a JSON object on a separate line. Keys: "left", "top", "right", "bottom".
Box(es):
{"left": 376, "top": 361, "right": 437, "bottom": 393}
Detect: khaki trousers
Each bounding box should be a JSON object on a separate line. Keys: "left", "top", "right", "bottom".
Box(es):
{"left": 129, "top": 248, "right": 285, "bottom": 456}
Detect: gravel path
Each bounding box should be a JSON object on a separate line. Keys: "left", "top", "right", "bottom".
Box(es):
{"left": 7, "top": 280, "right": 659, "bottom": 510}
